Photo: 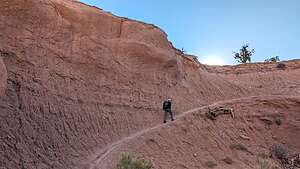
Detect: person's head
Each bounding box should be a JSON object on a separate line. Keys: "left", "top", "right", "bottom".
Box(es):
{"left": 167, "top": 98, "right": 172, "bottom": 102}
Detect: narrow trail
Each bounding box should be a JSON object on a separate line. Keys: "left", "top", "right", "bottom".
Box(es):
{"left": 82, "top": 95, "right": 294, "bottom": 169}
{"left": 86, "top": 107, "right": 204, "bottom": 169}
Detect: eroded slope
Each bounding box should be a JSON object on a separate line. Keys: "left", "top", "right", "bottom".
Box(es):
{"left": 94, "top": 96, "right": 300, "bottom": 169}
{"left": 0, "top": 0, "right": 299, "bottom": 169}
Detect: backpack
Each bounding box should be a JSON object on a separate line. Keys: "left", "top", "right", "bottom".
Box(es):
{"left": 163, "top": 101, "right": 170, "bottom": 110}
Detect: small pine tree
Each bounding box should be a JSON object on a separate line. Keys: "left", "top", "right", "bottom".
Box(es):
{"left": 233, "top": 43, "right": 255, "bottom": 63}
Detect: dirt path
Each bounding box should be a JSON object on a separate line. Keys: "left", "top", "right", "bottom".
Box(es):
{"left": 82, "top": 95, "right": 293, "bottom": 169}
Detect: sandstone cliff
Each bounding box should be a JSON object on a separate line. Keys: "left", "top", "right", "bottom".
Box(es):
{"left": 0, "top": 0, "right": 299, "bottom": 169}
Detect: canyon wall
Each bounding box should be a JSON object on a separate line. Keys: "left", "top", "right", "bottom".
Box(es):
{"left": 0, "top": 0, "right": 299, "bottom": 169}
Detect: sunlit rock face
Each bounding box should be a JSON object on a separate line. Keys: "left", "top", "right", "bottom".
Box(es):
{"left": 0, "top": 0, "right": 300, "bottom": 169}
{"left": 0, "top": 1, "right": 236, "bottom": 168}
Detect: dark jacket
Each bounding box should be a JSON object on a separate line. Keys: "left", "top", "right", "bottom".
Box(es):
{"left": 163, "top": 101, "right": 171, "bottom": 110}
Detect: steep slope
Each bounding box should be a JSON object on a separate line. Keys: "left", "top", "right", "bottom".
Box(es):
{"left": 0, "top": 1, "right": 244, "bottom": 168}
{"left": 0, "top": 1, "right": 299, "bottom": 169}
{"left": 88, "top": 95, "right": 300, "bottom": 169}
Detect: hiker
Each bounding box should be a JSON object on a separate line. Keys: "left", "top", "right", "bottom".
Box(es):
{"left": 163, "top": 98, "right": 174, "bottom": 123}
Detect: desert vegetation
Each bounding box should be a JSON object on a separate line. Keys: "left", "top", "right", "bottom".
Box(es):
{"left": 116, "top": 154, "right": 153, "bottom": 169}
{"left": 233, "top": 43, "right": 255, "bottom": 63}
{"left": 257, "top": 156, "right": 280, "bottom": 169}
{"left": 265, "top": 56, "right": 280, "bottom": 63}
{"left": 270, "top": 144, "right": 288, "bottom": 160}
{"left": 276, "top": 62, "right": 286, "bottom": 69}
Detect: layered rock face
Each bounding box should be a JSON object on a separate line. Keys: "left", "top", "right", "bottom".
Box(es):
{"left": 0, "top": 1, "right": 241, "bottom": 168}
{"left": 0, "top": 1, "right": 299, "bottom": 169}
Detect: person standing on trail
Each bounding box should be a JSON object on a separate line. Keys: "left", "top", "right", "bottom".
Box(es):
{"left": 163, "top": 98, "right": 174, "bottom": 123}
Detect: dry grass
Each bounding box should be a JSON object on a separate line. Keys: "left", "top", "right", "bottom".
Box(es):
{"left": 257, "top": 157, "right": 280, "bottom": 169}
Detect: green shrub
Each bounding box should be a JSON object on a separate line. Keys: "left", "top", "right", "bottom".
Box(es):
{"left": 205, "top": 160, "right": 217, "bottom": 168}
{"left": 116, "top": 154, "right": 153, "bottom": 169}
{"left": 230, "top": 143, "right": 248, "bottom": 152}
{"left": 264, "top": 56, "right": 280, "bottom": 63}
{"left": 233, "top": 43, "right": 255, "bottom": 63}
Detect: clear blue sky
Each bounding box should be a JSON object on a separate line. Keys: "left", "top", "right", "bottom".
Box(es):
{"left": 80, "top": 0, "right": 300, "bottom": 65}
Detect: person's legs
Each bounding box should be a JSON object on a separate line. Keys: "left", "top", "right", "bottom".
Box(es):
{"left": 169, "top": 110, "right": 174, "bottom": 121}
{"left": 164, "top": 110, "right": 168, "bottom": 123}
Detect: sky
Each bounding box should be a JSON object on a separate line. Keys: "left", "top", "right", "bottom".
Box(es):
{"left": 80, "top": 0, "right": 300, "bottom": 65}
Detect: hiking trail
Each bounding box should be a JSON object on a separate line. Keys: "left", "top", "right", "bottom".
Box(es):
{"left": 82, "top": 95, "right": 283, "bottom": 169}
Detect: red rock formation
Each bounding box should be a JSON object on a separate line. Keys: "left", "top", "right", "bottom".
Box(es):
{"left": 0, "top": 0, "right": 299, "bottom": 169}
{"left": 93, "top": 95, "right": 300, "bottom": 169}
